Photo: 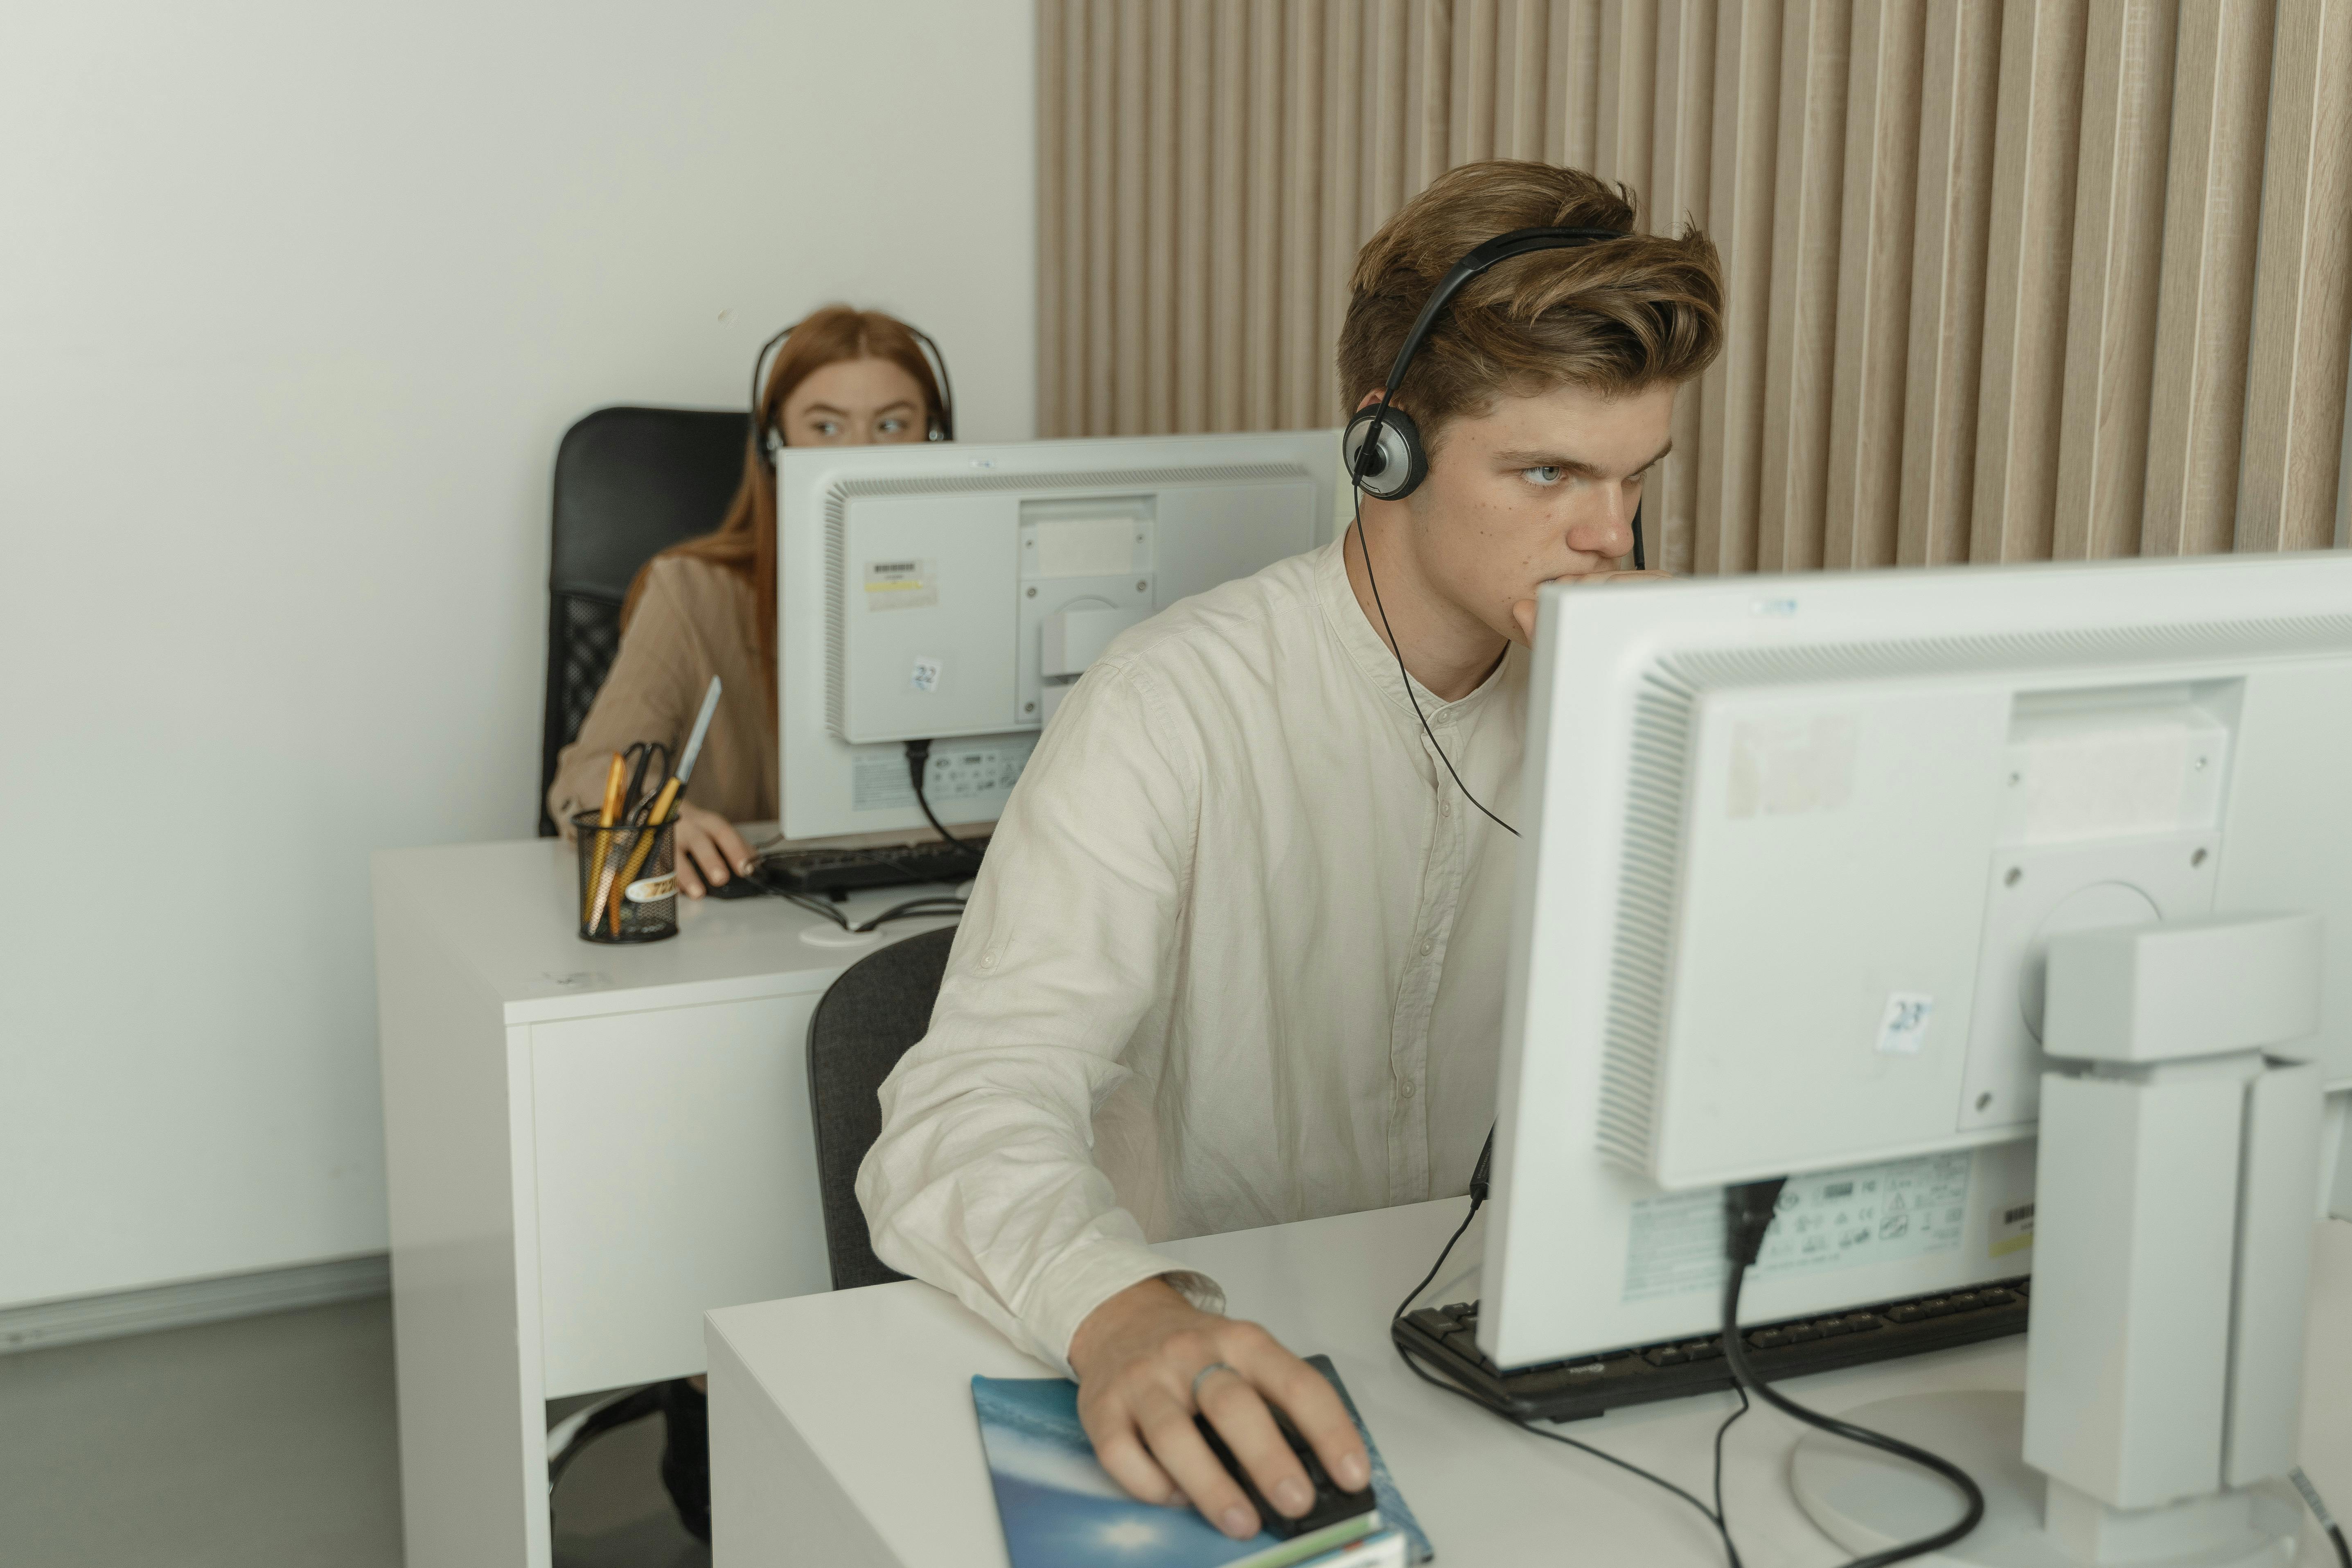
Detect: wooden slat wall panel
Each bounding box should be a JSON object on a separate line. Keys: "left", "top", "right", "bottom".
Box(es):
{"left": 2236, "top": 0, "right": 2352, "bottom": 551}
{"left": 1037, "top": 5, "right": 1067, "bottom": 438}
{"left": 1897, "top": 0, "right": 2002, "bottom": 566}
{"left": 1552, "top": 0, "right": 1605, "bottom": 171}
{"left": 1822, "top": 0, "right": 1926, "bottom": 570}
{"left": 1595, "top": 0, "right": 1660, "bottom": 221}
{"left": 1175, "top": 0, "right": 1211, "bottom": 433}
{"left": 2051, "top": 0, "right": 2176, "bottom": 560}
{"left": 1693, "top": 0, "right": 1784, "bottom": 577}
{"left": 2143, "top": 0, "right": 2277, "bottom": 557}
{"left": 1280, "top": 0, "right": 1326, "bottom": 432}
{"left": 1646, "top": 0, "right": 1718, "bottom": 575}
{"left": 1146, "top": 0, "right": 1179, "bottom": 434}
{"left": 1085, "top": 0, "right": 1116, "bottom": 434}
{"left": 1037, "top": 0, "right": 2352, "bottom": 569}
{"left": 1114, "top": 0, "right": 1149, "bottom": 435}
{"left": 1971, "top": 0, "right": 2088, "bottom": 564}
{"left": 1756, "top": 0, "right": 1853, "bottom": 573}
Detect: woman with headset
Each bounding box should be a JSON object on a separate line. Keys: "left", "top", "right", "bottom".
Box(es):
{"left": 543, "top": 304, "right": 953, "bottom": 1543}
{"left": 547, "top": 304, "right": 955, "bottom": 897}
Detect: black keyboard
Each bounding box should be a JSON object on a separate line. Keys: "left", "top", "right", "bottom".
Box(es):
{"left": 710, "top": 837, "right": 989, "bottom": 899}
{"left": 1394, "top": 1276, "right": 2030, "bottom": 1424}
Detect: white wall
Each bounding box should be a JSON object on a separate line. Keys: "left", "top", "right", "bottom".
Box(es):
{"left": 0, "top": 0, "right": 1036, "bottom": 1309}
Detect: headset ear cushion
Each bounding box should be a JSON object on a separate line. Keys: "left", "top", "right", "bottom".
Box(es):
{"left": 1342, "top": 404, "right": 1428, "bottom": 501}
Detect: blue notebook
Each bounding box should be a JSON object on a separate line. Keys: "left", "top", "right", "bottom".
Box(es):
{"left": 971, "top": 1354, "right": 1432, "bottom": 1568}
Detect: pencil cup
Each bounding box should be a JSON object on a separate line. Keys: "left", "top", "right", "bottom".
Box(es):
{"left": 573, "top": 811, "right": 680, "bottom": 944}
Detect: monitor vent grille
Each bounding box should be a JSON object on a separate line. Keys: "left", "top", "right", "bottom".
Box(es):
{"left": 1587, "top": 610, "right": 2352, "bottom": 1179}
{"left": 1594, "top": 666, "right": 1700, "bottom": 1176}
{"left": 823, "top": 489, "right": 848, "bottom": 740}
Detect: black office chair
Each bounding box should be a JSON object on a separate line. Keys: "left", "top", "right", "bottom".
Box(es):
{"left": 806, "top": 927, "right": 960, "bottom": 1290}
{"left": 539, "top": 406, "right": 749, "bottom": 835}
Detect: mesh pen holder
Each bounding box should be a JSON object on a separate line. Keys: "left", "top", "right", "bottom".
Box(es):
{"left": 574, "top": 811, "right": 680, "bottom": 944}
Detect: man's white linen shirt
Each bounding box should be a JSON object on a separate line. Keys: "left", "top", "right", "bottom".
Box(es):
{"left": 857, "top": 537, "right": 1524, "bottom": 1372}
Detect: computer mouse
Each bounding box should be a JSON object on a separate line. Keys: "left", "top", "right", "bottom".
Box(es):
{"left": 1192, "top": 1406, "right": 1375, "bottom": 1539}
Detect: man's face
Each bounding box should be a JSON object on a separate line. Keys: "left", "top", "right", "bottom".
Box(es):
{"left": 1398, "top": 379, "right": 1676, "bottom": 645}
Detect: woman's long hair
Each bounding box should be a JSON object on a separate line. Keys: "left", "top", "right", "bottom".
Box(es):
{"left": 620, "top": 304, "right": 947, "bottom": 715}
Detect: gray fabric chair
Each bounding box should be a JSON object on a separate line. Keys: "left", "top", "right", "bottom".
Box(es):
{"left": 805, "top": 926, "right": 959, "bottom": 1290}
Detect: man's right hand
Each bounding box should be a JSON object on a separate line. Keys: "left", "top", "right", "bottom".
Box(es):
{"left": 1067, "top": 1277, "right": 1371, "bottom": 1539}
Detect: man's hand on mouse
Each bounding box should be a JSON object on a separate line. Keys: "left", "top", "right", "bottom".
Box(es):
{"left": 1068, "top": 1277, "right": 1371, "bottom": 1539}
{"left": 1509, "top": 566, "right": 1674, "bottom": 645}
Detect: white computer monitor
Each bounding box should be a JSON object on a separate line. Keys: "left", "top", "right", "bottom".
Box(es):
{"left": 1481, "top": 551, "right": 2352, "bottom": 1376}
{"left": 771, "top": 431, "right": 1342, "bottom": 846}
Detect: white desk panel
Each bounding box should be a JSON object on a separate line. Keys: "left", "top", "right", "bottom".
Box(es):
{"left": 375, "top": 834, "right": 958, "bottom": 1568}
{"left": 533, "top": 991, "right": 834, "bottom": 1396}
{"left": 708, "top": 1202, "right": 2352, "bottom": 1568}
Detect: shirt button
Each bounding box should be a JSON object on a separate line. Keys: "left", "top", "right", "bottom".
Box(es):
{"left": 1400, "top": 1080, "right": 1417, "bottom": 1099}
{"left": 1438, "top": 799, "right": 1451, "bottom": 817}
{"left": 1419, "top": 938, "right": 1435, "bottom": 956}
{"left": 977, "top": 951, "right": 999, "bottom": 970}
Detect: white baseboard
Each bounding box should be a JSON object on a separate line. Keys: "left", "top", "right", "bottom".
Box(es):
{"left": 0, "top": 1253, "right": 391, "bottom": 1356}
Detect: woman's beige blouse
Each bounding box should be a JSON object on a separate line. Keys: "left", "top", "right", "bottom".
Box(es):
{"left": 547, "top": 555, "right": 777, "bottom": 835}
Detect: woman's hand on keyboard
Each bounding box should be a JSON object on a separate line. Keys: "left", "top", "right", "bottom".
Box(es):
{"left": 673, "top": 803, "right": 756, "bottom": 898}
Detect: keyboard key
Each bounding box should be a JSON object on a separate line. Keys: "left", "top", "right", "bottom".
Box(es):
{"left": 1644, "top": 1346, "right": 1687, "bottom": 1366}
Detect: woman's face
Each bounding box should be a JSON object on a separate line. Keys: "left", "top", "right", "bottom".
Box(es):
{"left": 778, "top": 356, "right": 933, "bottom": 446}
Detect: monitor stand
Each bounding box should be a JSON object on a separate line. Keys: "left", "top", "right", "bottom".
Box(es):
{"left": 1794, "top": 914, "right": 2327, "bottom": 1568}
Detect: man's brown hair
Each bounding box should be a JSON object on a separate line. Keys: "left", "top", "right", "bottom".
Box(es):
{"left": 1337, "top": 161, "right": 1723, "bottom": 450}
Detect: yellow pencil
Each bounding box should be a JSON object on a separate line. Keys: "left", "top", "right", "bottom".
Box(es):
{"left": 582, "top": 754, "right": 628, "bottom": 929}
{"left": 608, "top": 776, "right": 683, "bottom": 936}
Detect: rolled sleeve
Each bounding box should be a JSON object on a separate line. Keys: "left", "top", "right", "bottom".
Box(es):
{"left": 855, "top": 658, "right": 1220, "bottom": 1370}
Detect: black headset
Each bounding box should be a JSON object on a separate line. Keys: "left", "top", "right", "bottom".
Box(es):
{"left": 1340, "top": 225, "right": 1644, "bottom": 569}
{"left": 1342, "top": 223, "right": 1643, "bottom": 841}
{"left": 749, "top": 314, "right": 958, "bottom": 466}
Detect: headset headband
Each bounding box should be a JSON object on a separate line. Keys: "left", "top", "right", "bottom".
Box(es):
{"left": 1350, "top": 223, "right": 1641, "bottom": 565}
{"left": 1376, "top": 225, "right": 1630, "bottom": 404}
{"left": 749, "top": 314, "right": 957, "bottom": 463}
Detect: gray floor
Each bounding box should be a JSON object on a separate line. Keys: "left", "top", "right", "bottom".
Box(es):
{"left": 0, "top": 1297, "right": 706, "bottom": 1568}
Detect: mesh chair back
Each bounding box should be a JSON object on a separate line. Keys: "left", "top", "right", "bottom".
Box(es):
{"left": 806, "top": 926, "right": 959, "bottom": 1290}
{"left": 540, "top": 406, "right": 748, "bottom": 835}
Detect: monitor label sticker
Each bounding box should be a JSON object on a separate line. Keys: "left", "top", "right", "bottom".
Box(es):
{"left": 1876, "top": 992, "right": 1935, "bottom": 1054}
{"left": 1620, "top": 1151, "right": 1973, "bottom": 1302}
{"left": 1726, "top": 713, "right": 1858, "bottom": 818}
{"left": 864, "top": 558, "right": 938, "bottom": 610}
{"left": 852, "top": 738, "right": 1037, "bottom": 812}
{"left": 1990, "top": 1197, "right": 2036, "bottom": 1259}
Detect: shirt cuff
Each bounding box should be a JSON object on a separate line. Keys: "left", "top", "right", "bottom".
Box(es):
{"left": 1027, "top": 1234, "right": 1227, "bottom": 1377}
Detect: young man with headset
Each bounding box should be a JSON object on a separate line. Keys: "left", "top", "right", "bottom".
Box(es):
{"left": 859, "top": 160, "right": 1724, "bottom": 1538}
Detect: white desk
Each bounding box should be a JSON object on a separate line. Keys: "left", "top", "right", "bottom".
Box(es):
{"left": 372, "top": 835, "right": 958, "bottom": 1568}
{"left": 706, "top": 1200, "right": 2352, "bottom": 1567}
